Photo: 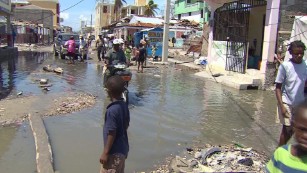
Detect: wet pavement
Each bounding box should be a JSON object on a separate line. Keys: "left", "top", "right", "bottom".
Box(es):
{"left": 0, "top": 50, "right": 280, "bottom": 172}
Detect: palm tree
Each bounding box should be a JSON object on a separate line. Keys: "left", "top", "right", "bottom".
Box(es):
{"left": 144, "top": 0, "right": 159, "bottom": 17}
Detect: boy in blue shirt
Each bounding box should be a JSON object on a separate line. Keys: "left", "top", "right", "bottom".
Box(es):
{"left": 275, "top": 40, "right": 306, "bottom": 146}
{"left": 100, "top": 76, "right": 130, "bottom": 173}
{"left": 266, "top": 102, "right": 307, "bottom": 172}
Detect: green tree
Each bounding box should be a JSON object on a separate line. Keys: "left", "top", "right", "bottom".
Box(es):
{"left": 144, "top": 0, "right": 159, "bottom": 17}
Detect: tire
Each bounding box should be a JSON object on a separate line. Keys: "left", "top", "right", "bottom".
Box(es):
{"left": 54, "top": 46, "right": 59, "bottom": 56}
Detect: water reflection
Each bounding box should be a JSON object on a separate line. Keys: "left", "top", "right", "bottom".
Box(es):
{"left": 0, "top": 56, "right": 16, "bottom": 99}
{"left": 0, "top": 51, "right": 50, "bottom": 100}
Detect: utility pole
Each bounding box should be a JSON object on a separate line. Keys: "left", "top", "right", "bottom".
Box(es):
{"left": 90, "top": 14, "right": 92, "bottom": 36}
{"left": 162, "top": 0, "right": 171, "bottom": 62}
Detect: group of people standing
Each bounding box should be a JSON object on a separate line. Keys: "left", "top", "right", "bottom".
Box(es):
{"left": 95, "top": 35, "right": 149, "bottom": 73}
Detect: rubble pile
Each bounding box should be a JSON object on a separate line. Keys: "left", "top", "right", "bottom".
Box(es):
{"left": 45, "top": 93, "right": 97, "bottom": 116}
{"left": 152, "top": 144, "right": 269, "bottom": 173}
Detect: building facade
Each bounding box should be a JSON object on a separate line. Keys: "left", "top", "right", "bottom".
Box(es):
{"left": 134, "top": 0, "right": 146, "bottom": 6}
{"left": 120, "top": 5, "right": 145, "bottom": 19}
{"left": 27, "top": 0, "right": 59, "bottom": 29}
{"left": 12, "top": 4, "right": 53, "bottom": 44}
{"left": 279, "top": 0, "right": 307, "bottom": 38}
{"left": 94, "top": 0, "right": 115, "bottom": 38}
{"left": 0, "top": 0, "right": 12, "bottom": 46}
{"left": 203, "top": 0, "right": 280, "bottom": 88}
{"left": 60, "top": 25, "right": 72, "bottom": 33}
{"left": 174, "top": 0, "right": 209, "bottom": 27}
{"left": 95, "top": 0, "right": 146, "bottom": 38}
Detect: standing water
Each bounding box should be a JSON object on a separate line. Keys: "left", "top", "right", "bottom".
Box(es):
{"left": 0, "top": 51, "right": 280, "bottom": 172}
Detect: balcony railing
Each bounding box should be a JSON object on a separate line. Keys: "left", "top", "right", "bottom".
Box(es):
{"left": 186, "top": 2, "right": 203, "bottom": 8}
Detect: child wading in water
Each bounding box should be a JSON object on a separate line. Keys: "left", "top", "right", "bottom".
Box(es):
{"left": 275, "top": 40, "right": 306, "bottom": 146}
{"left": 266, "top": 102, "right": 307, "bottom": 172}
{"left": 100, "top": 76, "right": 130, "bottom": 173}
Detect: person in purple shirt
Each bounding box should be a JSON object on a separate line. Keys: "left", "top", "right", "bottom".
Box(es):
{"left": 65, "top": 36, "right": 76, "bottom": 64}
{"left": 100, "top": 76, "right": 130, "bottom": 173}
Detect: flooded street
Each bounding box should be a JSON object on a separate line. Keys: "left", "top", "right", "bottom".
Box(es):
{"left": 0, "top": 50, "right": 280, "bottom": 172}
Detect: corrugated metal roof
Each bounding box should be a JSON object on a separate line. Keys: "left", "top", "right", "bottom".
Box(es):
{"left": 129, "top": 16, "right": 164, "bottom": 25}
{"left": 11, "top": 0, "right": 30, "bottom": 4}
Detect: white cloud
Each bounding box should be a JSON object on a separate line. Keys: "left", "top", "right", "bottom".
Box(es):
{"left": 61, "top": 12, "right": 70, "bottom": 20}
{"left": 79, "top": 15, "right": 88, "bottom": 21}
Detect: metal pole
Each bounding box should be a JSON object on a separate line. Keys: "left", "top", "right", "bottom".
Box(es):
{"left": 90, "top": 14, "right": 92, "bottom": 36}
{"left": 162, "top": 0, "right": 170, "bottom": 62}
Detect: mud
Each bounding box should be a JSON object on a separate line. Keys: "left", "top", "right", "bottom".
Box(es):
{"left": 0, "top": 92, "right": 96, "bottom": 127}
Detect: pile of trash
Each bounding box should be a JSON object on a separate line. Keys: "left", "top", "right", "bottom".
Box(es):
{"left": 194, "top": 57, "right": 207, "bottom": 66}
{"left": 45, "top": 93, "right": 96, "bottom": 116}
{"left": 153, "top": 144, "right": 269, "bottom": 173}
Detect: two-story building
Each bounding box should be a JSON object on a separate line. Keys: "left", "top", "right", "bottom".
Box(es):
{"left": 95, "top": 0, "right": 146, "bottom": 38}
{"left": 27, "top": 0, "right": 60, "bottom": 30}
{"left": 0, "top": 0, "right": 12, "bottom": 46}
{"left": 174, "top": 0, "right": 209, "bottom": 28}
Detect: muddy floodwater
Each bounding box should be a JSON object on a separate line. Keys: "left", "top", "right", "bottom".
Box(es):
{"left": 0, "top": 51, "right": 280, "bottom": 173}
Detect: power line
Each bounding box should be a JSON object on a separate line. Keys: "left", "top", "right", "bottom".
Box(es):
{"left": 13, "top": 0, "right": 86, "bottom": 30}
{"left": 61, "top": 0, "right": 86, "bottom": 13}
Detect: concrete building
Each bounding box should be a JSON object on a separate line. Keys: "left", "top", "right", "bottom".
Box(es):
{"left": 203, "top": 0, "right": 281, "bottom": 88}
{"left": 95, "top": 0, "right": 115, "bottom": 37}
{"left": 27, "top": 0, "right": 60, "bottom": 29}
{"left": 174, "top": 0, "right": 209, "bottom": 27}
{"left": 12, "top": 4, "right": 53, "bottom": 29}
{"left": 134, "top": 0, "right": 146, "bottom": 6}
{"left": 60, "top": 25, "right": 72, "bottom": 33}
{"left": 12, "top": 4, "right": 53, "bottom": 44}
{"left": 279, "top": 0, "right": 307, "bottom": 39}
{"left": 120, "top": 5, "right": 145, "bottom": 19}
{"left": 95, "top": 0, "right": 146, "bottom": 38}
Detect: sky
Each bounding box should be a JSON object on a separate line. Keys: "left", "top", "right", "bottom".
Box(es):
{"left": 60, "top": 0, "right": 165, "bottom": 31}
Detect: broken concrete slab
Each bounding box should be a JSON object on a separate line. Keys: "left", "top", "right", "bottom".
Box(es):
{"left": 29, "top": 114, "right": 54, "bottom": 173}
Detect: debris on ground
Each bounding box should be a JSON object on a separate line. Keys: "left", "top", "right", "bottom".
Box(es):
{"left": 43, "top": 65, "right": 53, "bottom": 72}
{"left": 40, "top": 79, "right": 48, "bottom": 84}
{"left": 0, "top": 114, "right": 28, "bottom": 127}
{"left": 43, "top": 65, "right": 64, "bottom": 74}
{"left": 54, "top": 67, "right": 63, "bottom": 74}
{"left": 42, "top": 87, "right": 50, "bottom": 91}
{"left": 45, "top": 93, "right": 97, "bottom": 116}
{"left": 151, "top": 144, "right": 269, "bottom": 173}
{"left": 17, "top": 91, "right": 23, "bottom": 96}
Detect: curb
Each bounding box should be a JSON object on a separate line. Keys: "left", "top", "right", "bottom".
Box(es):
{"left": 29, "top": 114, "right": 54, "bottom": 173}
